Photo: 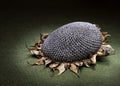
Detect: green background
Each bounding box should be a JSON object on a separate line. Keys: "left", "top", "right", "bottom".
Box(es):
{"left": 0, "top": 1, "right": 120, "bottom": 86}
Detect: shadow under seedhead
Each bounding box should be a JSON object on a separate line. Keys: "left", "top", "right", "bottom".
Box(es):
{"left": 96, "top": 56, "right": 110, "bottom": 65}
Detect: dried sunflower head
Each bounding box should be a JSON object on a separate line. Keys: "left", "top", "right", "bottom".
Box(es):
{"left": 28, "top": 22, "right": 114, "bottom": 77}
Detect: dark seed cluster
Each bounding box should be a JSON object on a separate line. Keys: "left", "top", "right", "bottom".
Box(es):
{"left": 42, "top": 22, "right": 102, "bottom": 62}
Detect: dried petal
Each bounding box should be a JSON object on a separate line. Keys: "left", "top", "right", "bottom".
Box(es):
{"left": 90, "top": 54, "right": 97, "bottom": 64}
{"left": 39, "top": 51, "right": 44, "bottom": 56}
{"left": 30, "top": 50, "right": 39, "bottom": 55}
{"left": 56, "top": 63, "right": 66, "bottom": 75}
{"left": 49, "top": 63, "right": 59, "bottom": 69}
{"left": 32, "top": 57, "right": 46, "bottom": 65}
{"left": 83, "top": 61, "right": 90, "bottom": 67}
{"left": 97, "top": 51, "right": 105, "bottom": 56}
{"left": 75, "top": 61, "right": 83, "bottom": 67}
{"left": 42, "top": 33, "right": 49, "bottom": 41}
{"left": 70, "top": 63, "right": 80, "bottom": 77}
{"left": 45, "top": 59, "right": 52, "bottom": 66}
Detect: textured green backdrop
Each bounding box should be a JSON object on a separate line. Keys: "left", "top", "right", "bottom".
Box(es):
{"left": 0, "top": 2, "right": 120, "bottom": 86}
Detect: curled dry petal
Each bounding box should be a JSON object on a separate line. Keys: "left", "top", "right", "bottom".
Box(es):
{"left": 30, "top": 50, "right": 39, "bottom": 55}
{"left": 49, "top": 63, "right": 59, "bottom": 69}
{"left": 70, "top": 63, "right": 80, "bottom": 77}
{"left": 32, "top": 57, "right": 46, "bottom": 65}
{"left": 90, "top": 54, "right": 97, "bottom": 64}
{"left": 75, "top": 61, "right": 83, "bottom": 66}
{"left": 42, "top": 33, "right": 49, "bottom": 41}
{"left": 45, "top": 59, "right": 52, "bottom": 66}
{"left": 56, "top": 63, "right": 66, "bottom": 76}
